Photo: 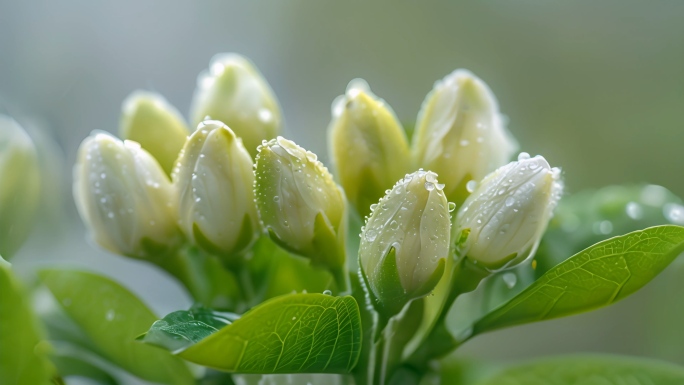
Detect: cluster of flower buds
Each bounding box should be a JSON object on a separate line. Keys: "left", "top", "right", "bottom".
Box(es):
{"left": 347, "top": 71, "right": 561, "bottom": 316}
{"left": 0, "top": 115, "right": 41, "bottom": 258}
{"left": 74, "top": 54, "right": 280, "bottom": 265}
{"left": 73, "top": 53, "right": 564, "bottom": 318}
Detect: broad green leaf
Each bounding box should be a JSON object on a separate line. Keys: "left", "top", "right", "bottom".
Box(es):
{"left": 475, "top": 354, "right": 684, "bottom": 385}
{"left": 178, "top": 293, "right": 362, "bottom": 374}
{"left": 0, "top": 262, "right": 52, "bottom": 385}
{"left": 472, "top": 225, "right": 684, "bottom": 335}
{"left": 138, "top": 307, "right": 237, "bottom": 353}
{"left": 39, "top": 269, "right": 194, "bottom": 385}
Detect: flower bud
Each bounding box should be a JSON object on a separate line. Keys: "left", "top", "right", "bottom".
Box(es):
{"left": 359, "top": 170, "right": 450, "bottom": 317}
{"left": 454, "top": 153, "right": 563, "bottom": 269}
{"left": 119, "top": 91, "right": 190, "bottom": 175}
{"left": 0, "top": 116, "right": 41, "bottom": 258}
{"left": 254, "top": 137, "right": 347, "bottom": 279}
{"left": 328, "top": 79, "right": 411, "bottom": 218}
{"left": 190, "top": 53, "right": 282, "bottom": 157}
{"left": 73, "top": 132, "right": 180, "bottom": 258}
{"left": 173, "top": 121, "right": 259, "bottom": 263}
{"left": 412, "top": 70, "right": 518, "bottom": 204}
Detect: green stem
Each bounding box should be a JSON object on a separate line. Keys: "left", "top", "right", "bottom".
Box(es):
{"left": 155, "top": 247, "right": 210, "bottom": 305}
{"left": 405, "top": 258, "right": 490, "bottom": 370}
{"left": 331, "top": 265, "right": 351, "bottom": 295}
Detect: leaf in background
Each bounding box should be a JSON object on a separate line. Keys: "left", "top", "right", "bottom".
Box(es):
{"left": 137, "top": 307, "right": 236, "bottom": 353}
{"left": 178, "top": 293, "right": 362, "bottom": 374}
{"left": 39, "top": 269, "right": 195, "bottom": 385}
{"left": 471, "top": 225, "right": 684, "bottom": 336}
{"left": 475, "top": 354, "right": 684, "bottom": 385}
{"left": 0, "top": 262, "right": 52, "bottom": 385}
{"left": 50, "top": 354, "right": 118, "bottom": 385}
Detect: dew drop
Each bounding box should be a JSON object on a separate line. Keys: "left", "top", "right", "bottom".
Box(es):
{"left": 505, "top": 196, "right": 515, "bottom": 207}
{"left": 258, "top": 108, "right": 273, "bottom": 123}
{"left": 625, "top": 201, "right": 643, "bottom": 220}
{"left": 390, "top": 220, "right": 399, "bottom": 230}
{"left": 425, "top": 182, "right": 435, "bottom": 191}
{"left": 322, "top": 290, "right": 332, "bottom": 296}
{"left": 664, "top": 203, "right": 684, "bottom": 224}
{"left": 370, "top": 203, "right": 378, "bottom": 212}
{"left": 273, "top": 195, "right": 280, "bottom": 202}
{"left": 448, "top": 202, "right": 457, "bottom": 212}
{"left": 459, "top": 139, "right": 469, "bottom": 147}
{"left": 517, "top": 152, "right": 530, "bottom": 161}
{"left": 502, "top": 272, "right": 517, "bottom": 289}
{"left": 593, "top": 220, "right": 613, "bottom": 234}
{"left": 466, "top": 180, "right": 477, "bottom": 193}
{"left": 365, "top": 229, "right": 377, "bottom": 242}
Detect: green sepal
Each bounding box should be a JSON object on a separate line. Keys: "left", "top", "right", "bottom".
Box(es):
{"left": 312, "top": 211, "right": 344, "bottom": 270}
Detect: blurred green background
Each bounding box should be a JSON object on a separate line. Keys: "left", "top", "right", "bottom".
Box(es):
{"left": 1, "top": 0, "right": 683, "bottom": 379}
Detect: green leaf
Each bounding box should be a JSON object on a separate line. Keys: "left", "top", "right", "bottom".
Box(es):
{"left": 138, "top": 307, "right": 237, "bottom": 353}
{"left": 39, "top": 269, "right": 195, "bottom": 385}
{"left": 475, "top": 354, "right": 684, "bottom": 385}
{"left": 178, "top": 293, "right": 362, "bottom": 374}
{"left": 0, "top": 263, "right": 52, "bottom": 385}
{"left": 472, "top": 225, "right": 684, "bottom": 335}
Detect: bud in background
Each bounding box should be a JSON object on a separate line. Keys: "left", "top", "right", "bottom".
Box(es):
{"left": 255, "top": 137, "right": 347, "bottom": 288}
{"left": 454, "top": 153, "right": 563, "bottom": 270}
{"left": 412, "top": 70, "right": 518, "bottom": 204}
{"left": 328, "top": 79, "right": 411, "bottom": 218}
{"left": 173, "top": 121, "right": 259, "bottom": 265}
{"left": 120, "top": 91, "right": 190, "bottom": 175}
{"left": 74, "top": 132, "right": 180, "bottom": 258}
{"left": 359, "top": 170, "right": 451, "bottom": 318}
{"left": 0, "top": 116, "right": 41, "bottom": 258}
{"left": 190, "top": 53, "right": 282, "bottom": 157}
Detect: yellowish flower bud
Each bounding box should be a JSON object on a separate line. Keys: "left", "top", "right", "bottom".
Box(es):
{"left": 359, "top": 170, "right": 451, "bottom": 317}
{"left": 0, "top": 116, "right": 41, "bottom": 258}
{"left": 173, "top": 121, "right": 259, "bottom": 263}
{"left": 412, "top": 70, "right": 518, "bottom": 204}
{"left": 119, "top": 91, "right": 190, "bottom": 175}
{"left": 190, "top": 54, "right": 282, "bottom": 157}
{"left": 454, "top": 153, "right": 563, "bottom": 269}
{"left": 328, "top": 79, "right": 410, "bottom": 218}
{"left": 74, "top": 132, "right": 180, "bottom": 258}
{"left": 254, "top": 137, "right": 347, "bottom": 281}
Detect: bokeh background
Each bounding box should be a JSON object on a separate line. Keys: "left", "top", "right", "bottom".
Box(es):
{"left": 2, "top": 0, "right": 684, "bottom": 381}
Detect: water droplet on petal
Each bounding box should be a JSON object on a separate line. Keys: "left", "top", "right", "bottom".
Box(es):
{"left": 517, "top": 152, "right": 530, "bottom": 161}
{"left": 502, "top": 272, "right": 517, "bottom": 289}
{"left": 466, "top": 180, "right": 477, "bottom": 193}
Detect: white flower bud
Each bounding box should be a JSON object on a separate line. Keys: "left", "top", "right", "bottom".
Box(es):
{"left": 73, "top": 132, "right": 180, "bottom": 258}
{"left": 328, "top": 79, "right": 411, "bottom": 218}
{"left": 412, "top": 70, "right": 518, "bottom": 203}
{"left": 0, "top": 116, "right": 41, "bottom": 258}
{"left": 254, "top": 137, "right": 347, "bottom": 276}
{"left": 120, "top": 91, "right": 190, "bottom": 175}
{"left": 173, "top": 121, "right": 259, "bottom": 263}
{"left": 454, "top": 153, "right": 563, "bottom": 269}
{"left": 359, "top": 170, "right": 450, "bottom": 316}
{"left": 190, "top": 53, "right": 282, "bottom": 157}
